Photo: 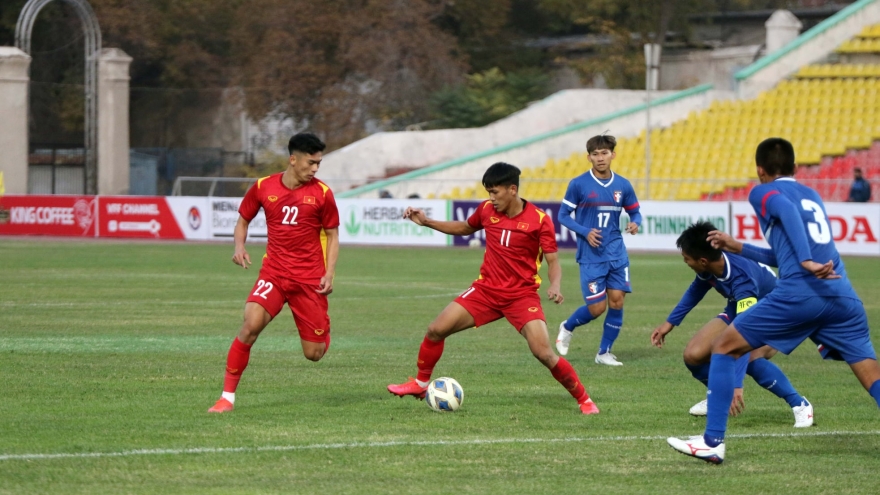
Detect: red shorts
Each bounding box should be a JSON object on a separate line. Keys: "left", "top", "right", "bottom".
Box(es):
{"left": 246, "top": 269, "right": 330, "bottom": 343}
{"left": 454, "top": 283, "right": 545, "bottom": 332}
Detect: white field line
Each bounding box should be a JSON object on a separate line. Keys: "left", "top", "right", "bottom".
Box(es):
{"left": 0, "top": 292, "right": 462, "bottom": 308}
{"left": 2, "top": 430, "right": 878, "bottom": 462}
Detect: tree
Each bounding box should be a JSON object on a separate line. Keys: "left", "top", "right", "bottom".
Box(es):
{"left": 230, "top": 0, "right": 466, "bottom": 148}
{"left": 428, "top": 67, "right": 550, "bottom": 128}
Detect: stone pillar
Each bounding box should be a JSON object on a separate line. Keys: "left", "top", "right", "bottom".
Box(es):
{"left": 765, "top": 10, "right": 803, "bottom": 54}
{"left": 0, "top": 47, "right": 31, "bottom": 195}
{"left": 98, "top": 48, "right": 132, "bottom": 195}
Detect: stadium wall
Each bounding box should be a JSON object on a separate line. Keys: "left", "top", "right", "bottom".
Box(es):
{"left": 339, "top": 84, "right": 733, "bottom": 200}
{"left": 2, "top": 195, "right": 877, "bottom": 255}
{"left": 735, "top": 0, "right": 880, "bottom": 99}
{"left": 319, "top": 89, "right": 678, "bottom": 193}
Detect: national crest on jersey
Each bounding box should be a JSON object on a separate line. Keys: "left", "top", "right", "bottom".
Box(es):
{"left": 466, "top": 200, "right": 558, "bottom": 292}
{"left": 239, "top": 173, "right": 340, "bottom": 282}
{"left": 613, "top": 191, "right": 622, "bottom": 203}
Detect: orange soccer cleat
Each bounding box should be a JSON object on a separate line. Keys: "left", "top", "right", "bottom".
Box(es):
{"left": 387, "top": 377, "right": 427, "bottom": 399}
{"left": 208, "top": 397, "right": 234, "bottom": 413}
{"left": 579, "top": 399, "right": 600, "bottom": 415}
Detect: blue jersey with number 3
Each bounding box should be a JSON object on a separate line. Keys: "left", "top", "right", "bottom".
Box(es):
{"left": 748, "top": 177, "right": 858, "bottom": 299}
{"left": 560, "top": 170, "right": 640, "bottom": 264}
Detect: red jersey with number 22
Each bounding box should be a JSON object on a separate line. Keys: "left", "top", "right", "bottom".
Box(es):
{"left": 467, "top": 200, "right": 558, "bottom": 293}
{"left": 239, "top": 174, "right": 340, "bottom": 283}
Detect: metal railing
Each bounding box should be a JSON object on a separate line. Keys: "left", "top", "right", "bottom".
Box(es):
{"left": 170, "top": 176, "right": 876, "bottom": 202}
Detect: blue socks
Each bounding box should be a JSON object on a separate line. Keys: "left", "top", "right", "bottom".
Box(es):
{"left": 870, "top": 380, "right": 880, "bottom": 408}
{"left": 734, "top": 354, "right": 749, "bottom": 389}
{"left": 685, "top": 362, "right": 710, "bottom": 386}
{"left": 563, "top": 305, "right": 595, "bottom": 331}
{"left": 704, "top": 353, "right": 735, "bottom": 447}
{"left": 747, "top": 358, "right": 805, "bottom": 407}
{"left": 599, "top": 308, "right": 623, "bottom": 354}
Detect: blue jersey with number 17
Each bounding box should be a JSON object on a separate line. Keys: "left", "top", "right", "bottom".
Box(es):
{"left": 748, "top": 177, "right": 859, "bottom": 300}
{"left": 561, "top": 170, "right": 641, "bottom": 264}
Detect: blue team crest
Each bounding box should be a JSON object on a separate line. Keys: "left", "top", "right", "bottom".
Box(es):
{"left": 613, "top": 191, "right": 622, "bottom": 203}
{"left": 588, "top": 281, "right": 599, "bottom": 294}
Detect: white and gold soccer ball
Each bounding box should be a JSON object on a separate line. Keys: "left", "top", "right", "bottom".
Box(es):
{"left": 425, "top": 377, "right": 464, "bottom": 412}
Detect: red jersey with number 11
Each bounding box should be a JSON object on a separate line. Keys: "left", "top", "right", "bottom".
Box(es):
{"left": 467, "top": 200, "right": 558, "bottom": 293}
{"left": 239, "top": 174, "right": 340, "bottom": 283}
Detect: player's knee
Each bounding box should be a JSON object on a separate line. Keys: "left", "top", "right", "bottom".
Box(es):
{"left": 606, "top": 296, "right": 624, "bottom": 310}
{"left": 587, "top": 303, "right": 607, "bottom": 318}
{"left": 303, "top": 347, "right": 325, "bottom": 362}
{"left": 682, "top": 346, "right": 706, "bottom": 366}
{"left": 425, "top": 322, "right": 448, "bottom": 341}
{"left": 237, "top": 325, "right": 261, "bottom": 345}
{"left": 531, "top": 348, "right": 556, "bottom": 368}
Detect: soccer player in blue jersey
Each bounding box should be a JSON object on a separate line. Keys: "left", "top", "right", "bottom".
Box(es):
{"left": 667, "top": 138, "right": 880, "bottom": 464}
{"left": 651, "top": 221, "right": 812, "bottom": 426}
{"left": 556, "top": 134, "right": 641, "bottom": 365}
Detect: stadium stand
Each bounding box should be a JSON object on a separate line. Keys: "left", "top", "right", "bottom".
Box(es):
{"left": 441, "top": 24, "right": 880, "bottom": 202}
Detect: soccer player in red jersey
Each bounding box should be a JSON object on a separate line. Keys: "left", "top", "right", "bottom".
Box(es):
{"left": 387, "top": 162, "right": 599, "bottom": 414}
{"left": 209, "top": 133, "right": 340, "bottom": 413}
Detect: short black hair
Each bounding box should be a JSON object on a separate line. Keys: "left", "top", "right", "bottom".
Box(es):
{"left": 676, "top": 221, "right": 722, "bottom": 262}
{"left": 587, "top": 134, "right": 617, "bottom": 153}
{"left": 755, "top": 137, "right": 795, "bottom": 176}
{"left": 288, "top": 132, "right": 326, "bottom": 155}
{"left": 482, "top": 162, "right": 520, "bottom": 189}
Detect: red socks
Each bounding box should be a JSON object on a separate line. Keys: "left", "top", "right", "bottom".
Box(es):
{"left": 551, "top": 357, "right": 590, "bottom": 403}
{"left": 416, "top": 337, "right": 445, "bottom": 383}
{"left": 222, "top": 338, "right": 253, "bottom": 393}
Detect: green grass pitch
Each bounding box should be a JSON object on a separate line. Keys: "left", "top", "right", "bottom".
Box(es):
{"left": 1, "top": 239, "right": 879, "bottom": 494}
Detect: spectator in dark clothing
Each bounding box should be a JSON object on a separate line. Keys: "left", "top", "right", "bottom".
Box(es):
{"left": 847, "top": 167, "right": 871, "bottom": 202}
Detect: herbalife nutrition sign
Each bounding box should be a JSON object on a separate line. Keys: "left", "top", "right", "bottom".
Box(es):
{"left": 336, "top": 199, "right": 449, "bottom": 246}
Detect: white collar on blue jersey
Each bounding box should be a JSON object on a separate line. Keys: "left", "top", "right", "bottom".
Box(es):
{"left": 589, "top": 169, "right": 616, "bottom": 187}
{"left": 774, "top": 177, "right": 796, "bottom": 182}
{"left": 717, "top": 252, "right": 732, "bottom": 282}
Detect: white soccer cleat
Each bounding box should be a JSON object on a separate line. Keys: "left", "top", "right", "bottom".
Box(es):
{"left": 555, "top": 321, "right": 573, "bottom": 356}
{"left": 595, "top": 352, "right": 623, "bottom": 366}
{"left": 689, "top": 399, "right": 708, "bottom": 416}
{"left": 667, "top": 435, "right": 725, "bottom": 464}
{"left": 792, "top": 398, "right": 814, "bottom": 428}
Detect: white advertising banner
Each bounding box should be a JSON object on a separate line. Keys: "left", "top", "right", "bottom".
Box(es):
{"left": 730, "top": 201, "right": 880, "bottom": 255}
{"left": 337, "top": 199, "right": 449, "bottom": 246}
{"left": 208, "top": 197, "right": 268, "bottom": 241}
{"left": 165, "top": 196, "right": 210, "bottom": 240}
{"left": 619, "top": 200, "right": 730, "bottom": 252}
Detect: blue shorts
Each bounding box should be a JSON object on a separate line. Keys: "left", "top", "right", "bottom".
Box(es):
{"left": 714, "top": 300, "right": 738, "bottom": 325}
{"left": 733, "top": 293, "right": 876, "bottom": 365}
{"left": 579, "top": 259, "right": 631, "bottom": 304}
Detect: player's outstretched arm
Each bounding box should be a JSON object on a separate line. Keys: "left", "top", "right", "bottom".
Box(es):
{"left": 403, "top": 207, "right": 477, "bottom": 236}
{"left": 707, "top": 230, "right": 743, "bottom": 254}
{"left": 544, "top": 252, "right": 564, "bottom": 305}
{"left": 650, "top": 322, "right": 675, "bottom": 348}
{"left": 317, "top": 228, "right": 339, "bottom": 294}
{"left": 232, "top": 216, "right": 252, "bottom": 269}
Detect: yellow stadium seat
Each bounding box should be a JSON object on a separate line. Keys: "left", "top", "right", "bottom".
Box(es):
{"left": 443, "top": 30, "right": 880, "bottom": 199}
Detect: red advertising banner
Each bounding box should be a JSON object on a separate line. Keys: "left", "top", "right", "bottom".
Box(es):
{"left": 730, "top": 201, "right": 880, "bottom": 255}
{"left": 98, "top": 196, "right": 185, "bottom": 239}
{"left": 0, "top": 195, "right": 97, "bottom": 236}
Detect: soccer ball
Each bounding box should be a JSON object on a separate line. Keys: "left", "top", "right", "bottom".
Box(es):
{"left": 425, "top": 377, "right": 464, "bottom": 412}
